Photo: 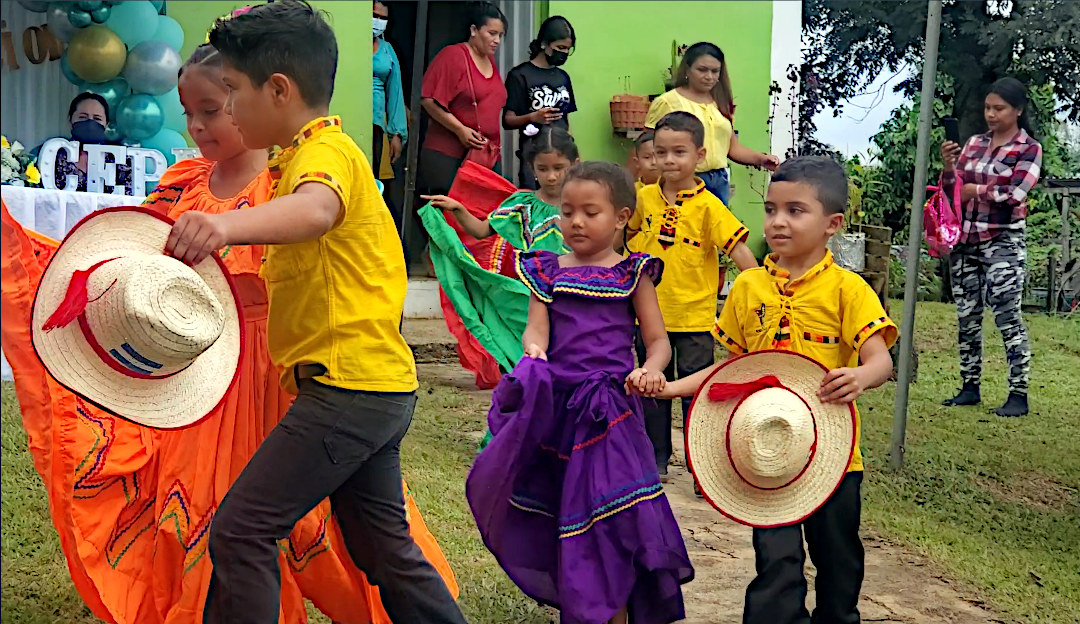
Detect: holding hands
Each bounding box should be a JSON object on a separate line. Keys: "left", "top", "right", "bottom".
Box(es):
{"left": 625, "top": 367, "right": 666, "bottom": 396}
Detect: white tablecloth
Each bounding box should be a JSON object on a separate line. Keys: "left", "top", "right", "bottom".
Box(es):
{"left": 1, "top": 186, "right": 144, "bottom": 381}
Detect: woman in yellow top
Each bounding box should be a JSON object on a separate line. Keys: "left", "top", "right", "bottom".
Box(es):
{"left": 646, "top": 42, "right": 779, "bottom": 204}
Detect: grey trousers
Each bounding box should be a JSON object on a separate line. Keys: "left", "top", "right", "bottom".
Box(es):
{"left": 949, "top": 230, "right": 1031, "bottom": 394}
{"left": 203, "top": 380, "right": 467, "bottom": 624}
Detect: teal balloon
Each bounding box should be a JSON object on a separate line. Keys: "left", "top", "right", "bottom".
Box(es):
{"left": 141, "top": 128, "right": 187, "bottom": 165}
{"left": 68, "top": 8, "right": 93, "bottom": 28}
{"left": 157, "top": 87, "right": 186, "bottom": 133}
{"left": 152, "top": 15, "right": 184, "bottom": 52}
{"left": 150, "top": 0, "right": 165, "bottom": 14}
{"left": 105, "top": 124, "right": 121, "bottom": 142}
{"left": 116, "top": 93, "right": 163, "bottom": 141}
{"left": 16, "top": 0, "right": 51, "bottom": 12}
{"left": 77, "top": 1, "right": 103, "bottom": 10}
{"left": 83, "top": 77, "right": 130, "bottom": 114}
{"left": 105, "top": 0, "right": 157, "bottom": 47}
{"left": 90, "top": 5, "right": 111, "bottom": 23}
{"left": 59, "top": 51, "right": 83, "bottom": 86}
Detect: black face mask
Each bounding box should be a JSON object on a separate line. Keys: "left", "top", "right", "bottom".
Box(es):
{"left": 545, "top": 49, "right": 569, "bottom": 67}
{"left": 71, "top": 119, "right": 107, "bottom": 144}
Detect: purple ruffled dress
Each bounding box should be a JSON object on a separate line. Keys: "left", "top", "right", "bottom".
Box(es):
{"left": 466, "top": 250, "right": 694, "bottom": 624}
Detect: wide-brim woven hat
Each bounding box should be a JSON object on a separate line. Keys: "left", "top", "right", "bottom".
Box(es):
{"left": 31, "top": 207, "right": 242, "bottom": 429}
{"left": 685, "top": 350, "right": 856, "bottom": 528}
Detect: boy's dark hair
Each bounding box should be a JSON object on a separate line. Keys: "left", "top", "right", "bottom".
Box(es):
{"left": 634, "top": 130, "right": 655, "bottom": 149}
{"left": 179, "top": 43, "right": 222, "bottom": 79}
{"left": 564, "top": 161, "right": 636, "bottom": 212}
{"left": 68, "top": 92, "right": 110, "bottom": 123}
{"left": 770, "top": 156, "right": 848, "bottom": 215}
{"left": 654, "top": 111, "right": 705, "bottom": 149}
{"left": 208, "top": 0, "right": 337, "bottom": 108}
{"left": 468, "top": 2, "right": 507, "bottom": 32}
{"left": 524, "top": 125, "right": 579, "bottom": 166}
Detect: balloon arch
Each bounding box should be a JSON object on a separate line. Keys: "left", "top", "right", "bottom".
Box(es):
{"left": 19, "top": 0, "right": 189, "bottom": 165}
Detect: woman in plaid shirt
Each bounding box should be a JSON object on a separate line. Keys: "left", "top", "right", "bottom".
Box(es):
{"left": 940, "top": 77, "right": 1043, "bottom": 417}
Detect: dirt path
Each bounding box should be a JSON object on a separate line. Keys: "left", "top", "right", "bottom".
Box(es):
{"left": 413, "top": 339, "right": 1007, "bottom": 624}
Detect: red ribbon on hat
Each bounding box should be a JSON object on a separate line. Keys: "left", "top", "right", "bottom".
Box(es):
{"left": 708, "top": 375, "right": 784, "bottom": 402}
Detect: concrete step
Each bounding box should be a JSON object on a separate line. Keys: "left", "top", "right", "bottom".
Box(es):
{"left": 404, "top": 277, "right": 442, "bottom": 320}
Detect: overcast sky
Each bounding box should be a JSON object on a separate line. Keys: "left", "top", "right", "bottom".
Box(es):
{"left": 814, "top": 67, "right": 910, "bottom": 160}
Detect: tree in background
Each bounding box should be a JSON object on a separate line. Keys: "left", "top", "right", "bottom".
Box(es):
{"left": 800, "top": 0, "right": 1080, "bottom": 147}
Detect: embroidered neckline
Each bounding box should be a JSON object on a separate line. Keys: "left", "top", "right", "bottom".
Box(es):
{"left": 518, "top": 252, "right": 659, "bottom": 303}
{"left": 765, "top": 250, "right": 835, "bottom": 293}
{"left": 268, "top": 116, "right": 342, "bottom": 181}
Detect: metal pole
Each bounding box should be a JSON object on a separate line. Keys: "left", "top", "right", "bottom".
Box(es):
{"left": 890, "top": 0, "right": 943, "bottom": 471}
{"left": 401, "top": 0, "right": 430, "bottom": 244}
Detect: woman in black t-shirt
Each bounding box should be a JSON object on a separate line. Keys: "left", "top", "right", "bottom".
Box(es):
{"left": 503, "top": 16, "right": 576, "bottom": 189}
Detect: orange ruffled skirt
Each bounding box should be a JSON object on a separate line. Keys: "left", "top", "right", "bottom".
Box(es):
{"left": 1, "top": 170, "right": 457, "bottom": 624}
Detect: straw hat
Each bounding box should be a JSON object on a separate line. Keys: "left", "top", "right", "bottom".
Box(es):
{"left": 31, "top": 207, "right": 242, "bottom": 429}
{"left": 685, "top": 350, "right": 856, "bottom": 528}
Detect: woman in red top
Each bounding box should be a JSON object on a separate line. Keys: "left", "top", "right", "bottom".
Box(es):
{"left": 416, "top": 2, "right": 508, "bottom": 265}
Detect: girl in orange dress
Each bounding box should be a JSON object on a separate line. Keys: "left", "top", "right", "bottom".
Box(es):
{"left": 0, "top": 43, "right": 457, "bottom": 624}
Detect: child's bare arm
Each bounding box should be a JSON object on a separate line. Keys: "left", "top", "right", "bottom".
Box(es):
{"left": 632, "top": 277, "right": 671, "bottom": 376}
{"left": 522, "top": 295, "right": 550, "bottom": 360}
{"left": 819, "top": 333, "right": 893, "bottom": 403}
{"left": 728, "top": 241, "right": 758, "bottom": 272}
{"left": 421, "top": 194, "right": 495, "bottom": 239}
{"left": 167, "top": 182, "right": 340, "bottom": 265}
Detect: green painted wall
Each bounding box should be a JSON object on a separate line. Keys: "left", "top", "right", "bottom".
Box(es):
{"left": 547, "top": 0, "right": 774, "bottom": 250}
{"left": 170, "top": 1, "right": 373, "bottom": 156}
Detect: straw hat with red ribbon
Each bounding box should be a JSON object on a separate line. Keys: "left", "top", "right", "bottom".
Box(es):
{"left": 30, "top": 207, "right": 243, "bottom": 429}
{"left": 685, "top": 350, "right": 856, "bottom": 528}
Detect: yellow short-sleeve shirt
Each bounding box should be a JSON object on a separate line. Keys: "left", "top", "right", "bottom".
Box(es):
{"left": 628, "top": 180, "right": 748, "bottom": 332}
{"left": 712, "top": 251, "right": 899, "bottom": 472}
{"left": 645, "top": 90, "right": 733, "bottom": 172}
{"left": 262, "top": 116, "right": 417, "bottom": 394}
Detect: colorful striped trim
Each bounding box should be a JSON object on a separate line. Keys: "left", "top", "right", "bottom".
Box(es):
{"left": 516, "top": 251, "right": 662, "bottom": 303}
{"left": 803, "top": 332, "right": 841, "bottom": 344}
{"left": 558, "top": 483, "right": 665, "bottom": 539}
{"left": 853, "top": 317, "right": 892, "bottom": 348}
{"left": 296, "top": 171, "right": 344, "bottom": 197}
{"left": 772, "top": 316, "right": 792, "bottom": 348}
{"left": 722, "top": 226, "right": 750, "bottom": 255}
{"left": 267, "top": 116, "right": 343, "bottom": 181}
{"left": 712, "top": 327, "right": 748, "bottom": 354}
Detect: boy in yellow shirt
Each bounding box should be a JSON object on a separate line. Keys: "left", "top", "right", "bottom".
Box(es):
{"left": 658, "top": 156, "right": 897, "bottom": 623}
{"left": 627, "top": 111, "right": 757, "bottom": 487}
{"left": 165, "top": 3, "right": 465, "bottom": 622}
{"left": 631, "top": 130, "right": 661, "bottom": 191}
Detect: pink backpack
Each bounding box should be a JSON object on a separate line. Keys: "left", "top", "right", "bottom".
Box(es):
{"left": 923, "top": 174, "right": 962, "bottom": 258}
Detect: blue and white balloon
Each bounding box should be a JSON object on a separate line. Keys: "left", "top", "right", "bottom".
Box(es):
{"left": 45, "top": 2, "right": 81, "bottom": 42}
{"left": 123, "top": 40, "right": 182, "bottom": 96}
{"left": 116, "top": 94, "right": 164, "bottom": 141}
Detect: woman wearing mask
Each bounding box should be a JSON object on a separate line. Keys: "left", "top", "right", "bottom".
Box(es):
{"left": 54, "top": 92, "right": 133, "bottom": 194}
{"left": 940, "top": 77, "right": 1043, "bottom": 417}
{"left": 502, "top": 15, "right": 576, "bottom": 189}
{"left": 645, "top": 42, "right": 777, "bottom": 203}
{"left": 372, "top": 1, "right": 407, "bottom": 185}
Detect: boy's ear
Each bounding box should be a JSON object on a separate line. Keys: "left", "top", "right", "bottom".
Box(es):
{"left": 826, "top": 212, "right": 844, "bottom": 236}
{"left": 267, "top": 72, "right": 294, "bottom": 107}
{"left": 697, "top": 146, "right": 707, "bottom": 165}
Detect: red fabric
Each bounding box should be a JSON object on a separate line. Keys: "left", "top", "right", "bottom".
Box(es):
{"left": 421, "top": 44, "right": 507, "bottom": 160}
{"left": 439, "top": 162, "right": 518, "bottom": 389}
{"left": 708, "top": 375, "right": 784, "bottom": 402}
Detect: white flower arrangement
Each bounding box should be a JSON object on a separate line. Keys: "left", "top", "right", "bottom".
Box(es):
{"left": 1, "top": 136, "right": 42, "bottom": 188}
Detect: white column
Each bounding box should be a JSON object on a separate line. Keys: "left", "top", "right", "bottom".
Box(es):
{"left": 769, "top": 1, "right": 803, "bottom": 158}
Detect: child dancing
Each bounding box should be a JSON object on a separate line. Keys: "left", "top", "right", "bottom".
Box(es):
{"left": 467, "top": 161, "right": 694, "bottom": 624}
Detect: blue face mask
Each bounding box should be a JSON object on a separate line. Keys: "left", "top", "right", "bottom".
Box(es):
{"left": 71, "top": 119, "right": 107, "bottom": 144}
{"left": 373, "top": 17, "right": 388, "bottom": 38}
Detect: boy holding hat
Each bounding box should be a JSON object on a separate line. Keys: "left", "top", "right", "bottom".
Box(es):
{"left": 657, "top": 156, "right": 898, "bottom": 623}
{"left": 164, "top": 2, "right": 466, "bottom": 622}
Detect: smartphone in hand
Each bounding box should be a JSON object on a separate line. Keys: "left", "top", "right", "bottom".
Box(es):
{"left": 942, "top": 117, "right": 960, "bottom": 144}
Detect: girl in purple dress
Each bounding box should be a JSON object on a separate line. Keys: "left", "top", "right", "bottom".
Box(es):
{"left": 466, "top": 162, "right": 693, "bottom": 624}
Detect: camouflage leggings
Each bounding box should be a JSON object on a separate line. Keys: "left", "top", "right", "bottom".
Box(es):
{"left": 949, "top": 230, "right": 1030, "bottom": 394}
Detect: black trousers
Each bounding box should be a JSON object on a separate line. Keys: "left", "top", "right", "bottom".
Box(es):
{"left": 203, "top": 380, "right": 466, "bottom": 624}
{"left": 636, "top": 330, "right": 715, "bottom": 470}
{"left": 744, "top": 471, "right": 865, "bottom": 624}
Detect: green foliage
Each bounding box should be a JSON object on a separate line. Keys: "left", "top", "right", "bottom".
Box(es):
{"left": 889, "top": 251, "right": 943, "bottom": 301}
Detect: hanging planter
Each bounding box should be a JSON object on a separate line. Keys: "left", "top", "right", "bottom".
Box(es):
{"left": 609, "top": 94, "right": 650, "bottom": 133}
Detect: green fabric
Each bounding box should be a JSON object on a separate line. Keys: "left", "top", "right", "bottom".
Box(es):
{"left": 419, "top": 202, "right": 531, "bottom": 372}
{"left": 488, "top": 191, "right": 567, "bottom": 253}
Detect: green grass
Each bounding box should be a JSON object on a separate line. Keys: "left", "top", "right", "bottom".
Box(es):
{"left": 2, "top": 302, "right": 1078, "bottom": 623}
{"left": 858, "top": 302, "right": 1080, "bottom": 624}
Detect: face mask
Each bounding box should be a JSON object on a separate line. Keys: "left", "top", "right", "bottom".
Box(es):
{"left": 546, "top": 49, "right": 569, "bottom": 67}
{"left": 71, "top": 119, "right": 107, "bottom": 144}
{"left": 372, "top": 17, "right": 388, "bottom": 38}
